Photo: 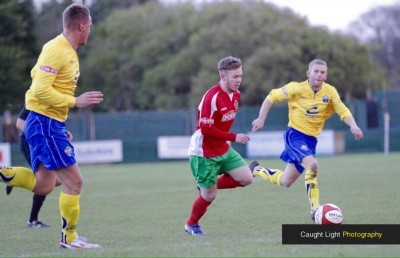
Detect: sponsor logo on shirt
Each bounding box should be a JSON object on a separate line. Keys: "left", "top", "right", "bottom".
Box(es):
{"left": 199, "top": 117, "right": 214, "bottom": 126}
{"left": 39, "top": 65, "right": 58, "bottom": 74}
{"left": 221, "top": 110, "right": 236, "bottom": 122}
{"left": 306, "top": 106, "right": 318, "bottom": 115}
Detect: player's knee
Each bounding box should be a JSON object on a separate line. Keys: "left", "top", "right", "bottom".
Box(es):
{"left": 279, "top": 173, "right": 296, "bottom": 187}
{"left": 309, "top": 161, "right": 319, "bottom": 172}
{"left": 60, "top": 177, "right": 83, "bottom": 194}
{"left": 34, "top": 183, "right": 55, "bottom": 195}
{"left": 239, "top": 174, "right": 253, "bottom": 186}
{"left": 280, "top": 180, "right": 293, "bottom": 187}
{"left": 76, "top": 177, "right": 83, "bottom": 189}
{"left": 70, "top": 177, "right": 83, "bottom": 193}
{"left": 202, "top": 191, "right": 217, "bottom": 202}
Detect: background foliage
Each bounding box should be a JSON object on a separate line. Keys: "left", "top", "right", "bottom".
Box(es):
{"left": 0, "top": 0, "right": 37, "bottom": 112}
{"left": 1, "top": 0, "right": 399, "bottom": 113}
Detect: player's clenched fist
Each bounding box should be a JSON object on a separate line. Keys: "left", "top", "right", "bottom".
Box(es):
{"left": 75, "top": 91, "right": 103, "bottom": 108}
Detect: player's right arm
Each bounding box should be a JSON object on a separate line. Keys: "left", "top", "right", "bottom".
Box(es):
{"left": 252, "top": 98, "right": 273, "bottom": 132}
{"left": 252, "top": 84, "right": 291, "bottom": 132}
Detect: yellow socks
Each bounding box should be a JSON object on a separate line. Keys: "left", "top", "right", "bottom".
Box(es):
{"left": 254, "top": 165, "right": 320, "bottom": 212}
{"left": 305, "top": 169, "right": 320, "bottom": 211}
{"left": 0, "top": 166, "right": 36, "bottom": 191}
{"left": 60, "top": 192, "right": 80, "bottom": 244}
{"left": 254, "top": 167, "right": 283, "bottom": 186}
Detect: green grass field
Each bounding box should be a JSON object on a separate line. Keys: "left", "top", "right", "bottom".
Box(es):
{"left": 1, "top": 152, "right": 400, "bottom": 257}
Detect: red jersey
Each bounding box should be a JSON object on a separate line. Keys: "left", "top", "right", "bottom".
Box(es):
{"left": 188, "top": 83, "right": 239, "bottom": 157}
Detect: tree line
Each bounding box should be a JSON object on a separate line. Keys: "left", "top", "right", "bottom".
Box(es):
{"left": 1, "top": 0, "right": 399, "bottom": 113}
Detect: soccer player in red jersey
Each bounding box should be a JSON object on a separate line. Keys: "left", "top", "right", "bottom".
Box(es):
{"left": 185, "top": 56, "right": 253, "bottom": 235}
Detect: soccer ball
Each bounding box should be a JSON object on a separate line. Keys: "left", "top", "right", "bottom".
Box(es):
{"left": 314, "top": 203, "right": 343, "bottom": 225}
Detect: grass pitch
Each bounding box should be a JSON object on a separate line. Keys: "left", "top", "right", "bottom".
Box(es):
{"left": 1, "top": 152, "right": 400, "bottom": 257}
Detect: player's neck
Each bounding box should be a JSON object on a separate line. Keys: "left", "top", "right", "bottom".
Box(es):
{"left": 220, "top": 81, "right": 228, "bottom": 93}
{"left": 63, "top": 31, "right": 79, "bottom": 50}
{"left": 308, "top": 82, "right": 322, "bottom": 92}
{"left": 219, "top": 81, "right": 234, "bottom": 94}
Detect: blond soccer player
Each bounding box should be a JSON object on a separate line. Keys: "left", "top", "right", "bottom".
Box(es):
{"left": 0, "top": 3, "right": 103, "bottom": 249}
{"left": 250, "top": 59, "right": 363, "bottom": 221}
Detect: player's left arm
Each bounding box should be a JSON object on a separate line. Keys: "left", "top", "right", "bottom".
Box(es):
{"left": 31, "top": 51, "right": 76, "bottom": 108}
{"left": 331, "top": 89, "right": 363, "bottom": 141}
{"left": 66, "top": 130, "right": 73, "bottom": 141}
{"left": 344, "top": 116, "right": 363, "bottom": 141}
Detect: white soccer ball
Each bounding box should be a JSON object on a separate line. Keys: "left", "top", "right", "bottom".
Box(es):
{"left": 314, "top": 203, "right": 343, "bottom": 225}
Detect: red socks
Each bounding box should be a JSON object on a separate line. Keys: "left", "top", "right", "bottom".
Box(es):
{"left": 217, "top": 173, "right": 243, "bottom": 189}
{"left": 186, "top": 195, "right": 211, "bottom": 226}
{"left": 187, "top": 174, "right": 243, "bottom": 226}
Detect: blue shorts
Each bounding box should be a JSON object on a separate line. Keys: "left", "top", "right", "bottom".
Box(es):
{"left": 280, "top": 127, "right": 317, "bottom": 173}
{"left": 24, "top": 111, "right": 76, "bottom": 172}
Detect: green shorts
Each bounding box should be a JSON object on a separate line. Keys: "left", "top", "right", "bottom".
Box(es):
{"left": 189, "top": 147, "right": 246, "bottom": 188}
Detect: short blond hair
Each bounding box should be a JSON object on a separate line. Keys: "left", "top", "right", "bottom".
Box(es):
{"left": 309, "top": 59, "right": 327, "bottom": 70}
{"left": 63, "top": 3, "right": 90, "bottom": 30}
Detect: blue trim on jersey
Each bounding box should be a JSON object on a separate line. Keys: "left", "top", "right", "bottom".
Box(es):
{"left": 24, "top": 111, "right": 76, "bottom": 172}
{"left": 280, "top": 127, "right": 317, "bottom": 173}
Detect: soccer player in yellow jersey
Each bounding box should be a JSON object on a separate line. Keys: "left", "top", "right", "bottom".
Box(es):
{"left": 0, "top": 3, "right": 103, "bottom": 248}
{"left": 250, "top": 59, "right": 363, "bottom": 221}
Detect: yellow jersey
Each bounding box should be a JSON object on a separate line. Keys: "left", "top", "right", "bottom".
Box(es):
{"left": 26, "top": 34, "right": 77, "bottom": 122}
{"left": 266, "top": 80, "right": 352, "bottom": 137}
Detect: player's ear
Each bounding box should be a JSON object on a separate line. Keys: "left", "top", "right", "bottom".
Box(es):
{"left": 219, "top": 71, "right": 227, "bottom": 81}
{"left": 306, "top": 69, "right": 310, "bottom": 78}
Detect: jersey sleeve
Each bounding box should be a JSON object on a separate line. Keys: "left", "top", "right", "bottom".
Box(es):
{"left": 266, "top": 82, "right": 293, "bottom": 103}
{"left": 30, "top": 49, "right": 76, "bottom": 108}
{"left": 200, "top": 126, "right": 236, "bottom": 142}
{"left": 331, "top": 88, "right": 352, "bottom": 121}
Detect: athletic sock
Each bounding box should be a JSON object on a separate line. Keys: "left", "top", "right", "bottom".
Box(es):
{"left": 59, "top": 192, "right": 80, "bottom": 244}
{"left": 186, "top": 195, "right": 212, "bottom": 226}
{"left": 304, "top": 169, "right": 320, "bottom": 211}
{"left": 0, "top": 166, "right": 36, "bottom": 191}
{"left": 217, "top": 173, "right": 243, "bottom": 189}
{"left": 255, "top": 167, "right": 283, "bottom": 186}
{"left": 29, "top": 194, "right": 46, "bottom": 222}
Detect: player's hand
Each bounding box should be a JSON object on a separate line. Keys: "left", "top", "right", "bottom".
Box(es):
{"left": 67, "top": 130, "right": 73, "bottom": 141}
{"left": 235, "top": 133, "right": 250, "bottom": 144}
{"left": 75, "top": 91, "right": 103, "bottom": 108}
{"left": 351, "top": 126, "right": 363, "bottom": 141}
{"left": 251, "top": 118, "right": 265, "bottom": 132}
